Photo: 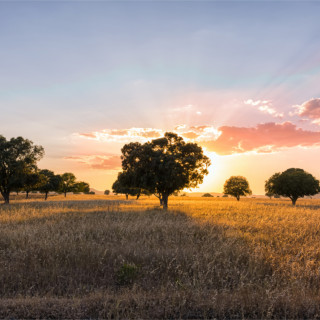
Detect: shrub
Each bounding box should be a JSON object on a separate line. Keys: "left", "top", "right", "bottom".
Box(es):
{"left": 116, "top": 263, "right": 139, "bottom": 286}
{"left": 202, "top": 193, "right": 213, "bottom": 197}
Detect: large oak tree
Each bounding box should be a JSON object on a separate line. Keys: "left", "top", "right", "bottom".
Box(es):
{"left": 119, "top": 132, "right": 211, "bottom": 209}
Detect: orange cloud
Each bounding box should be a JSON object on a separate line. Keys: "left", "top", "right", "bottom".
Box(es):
{"left": 201, "top": 122, "right": 320, "bottom": 155}
{"left": 78, "top": 128, "right": 163, "bottom": 142}
{"left": 293, "top": 98, "right": 320, "bottom": 124}
{"left": 65, "top": 155, "right": 121, "bottom": 170}
{"left": 76, "top": 122, "right": 320, "bottom": 158}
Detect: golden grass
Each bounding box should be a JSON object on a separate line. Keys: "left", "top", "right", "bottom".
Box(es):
{"left": 1, "top": 194, "right": 320, "bottom": 318}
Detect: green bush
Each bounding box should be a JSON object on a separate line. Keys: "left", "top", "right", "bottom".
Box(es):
{"left": 116, "top": 263, "right": 139, "bottom": 286}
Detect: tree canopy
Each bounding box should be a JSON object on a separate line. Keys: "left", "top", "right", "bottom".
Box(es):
{"left": 265, "top": 168, "right": 320, "bottom": 205}
{"left": 22, "top": 170, "right": 42, "bottom": 199}
{"left": 112, "top": 172, "right": 141, "bottom": 200}
{"left": 118, "top": 132, "right": 211, "bottom": 208}
{"left": 223, "top": 176, "right": 252, "bottom": 201}
{"left": 75, "top": 181, "right": 90, "bottom": 194}
{"left": 0, "top": 135, "right": 44, "bottom": 203}
{"left": 59, "top": 173, "right": 77, "bottom": 197}
{"left": 38, "top": 169, "right": 62, "bottom": 200}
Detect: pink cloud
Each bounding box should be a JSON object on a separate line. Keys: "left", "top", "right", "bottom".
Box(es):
{"left": 75, "top": 122, "right": 320, "bottom": 158}
{"left": 200, "top": 122, "right": 320, "bottom": 155}
{"left": 293, "top": 98, "right": 320, "bottom": 124}
{"left": 65, "top": 155, "right": 121, "bottom": 170}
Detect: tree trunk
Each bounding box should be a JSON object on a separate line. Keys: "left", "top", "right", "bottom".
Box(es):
{"left": 162, "top": 194, "right": 168, "bottom": 210}
{"left": 26, "top": 191, "right": 29, "bottom": 199}
{"left": 136, "top": 193, "right": 140, "bottom": 200}
{"left": 236, "top": 195, "right": 240, "bottom": 201}
{"left": 125, "top": 194, "right": 128, "bottom": 200}
{"left": 291, "top": 197, "right": 298, "bottom": 205}
{"left": 64, "top": 192, "right": 67, "bottom": 198}
{"left": 2, "top": 192, "right": 10, "bottom": 204}
{"left": 45, "top": 192, "right": 48, "bottom": 200}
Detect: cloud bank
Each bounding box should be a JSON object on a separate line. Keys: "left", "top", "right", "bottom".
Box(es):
{"left": 77, "top": 122, "right": 320, "bottom": 157}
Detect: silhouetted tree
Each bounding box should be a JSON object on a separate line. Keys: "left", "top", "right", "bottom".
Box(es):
{"left": 119, "top": 132, "right": 211, "bottom": 209}
{"left": 38, "top": 169, "right": 61, "bottom": 200}
{"left": 223, "top": 176, "right": 252, "bottom": 201}
{"left": 104, "top": 190, "right": 110, "bottom": 195}
{"left": 265, "top": 168, "right": 320, "bottom": 205}
{"left": 59, "top": 173, "right": 77, "bottom": 197}
{"left": 112, "top": 172, "right": 141, "bottom": 200}
{"left": 23, "top": 170, "right": 41, "bottom": 199}
{"left": 0, "top": 135, "right": 44, "bottom": 204}
{"left": 74, "top": 181, "right": 90, "bottom": 193}
{"left": 265, "top": 191, "right": 275, "bottom": 199}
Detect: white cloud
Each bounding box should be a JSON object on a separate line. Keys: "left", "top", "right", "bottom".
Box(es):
{"left": 244, "top": 99, "right": 283, "bottom": 118}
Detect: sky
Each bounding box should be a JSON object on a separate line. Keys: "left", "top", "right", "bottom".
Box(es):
{"left": 1, "top": 1, "right": 320, "bottom": 194}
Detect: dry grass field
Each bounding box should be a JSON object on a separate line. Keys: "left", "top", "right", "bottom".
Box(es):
{"left": 1, "top": 194, "right": 320, "bottom": 318}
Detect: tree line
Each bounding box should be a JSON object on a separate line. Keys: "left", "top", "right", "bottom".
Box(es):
{"left": 112, "top": 132, "right": 320, "bottom": 207}
{"left": 1, "top": 133, "right": 319, "bottom": 207}
{"left": 0, "top": 135, "right": 91, "bottom": 204}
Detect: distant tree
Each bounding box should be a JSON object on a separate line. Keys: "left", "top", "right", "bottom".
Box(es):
{"left": 202, "top": 193, "right": 213, "bottom": 197}
{"left": 119, "top": 132, "right": 210, "bottom": 209}
{"left": 74, "top": 181, "right": 90, "bottom": 193}
{"left": 0, "top": 136, "right": 44, "bottom": 204}
{"left": 59, "top": 173, "right": 77, "bottom": 197}
{"left": 104, "top": 190, "right": 110, "bottom": 195}
{"left": 38, "top": 169, "right": 61, "bottom": 200}
{"left": 223, "top": 176, "right": 252, "bottom": 201}
{"left": 222, "top": 194, "right": 228, "bottom": 198}
{"left": 265, "top": 191, "right": 274, "bottom": 199}
{"left": 22, "top": 170, "right": 41, "bottom": 199}
{"left": 265, "top": 168, "right": 320, "bottom": 205}
{"left": 112, "top": 172, "right": 141, "bottom": 200}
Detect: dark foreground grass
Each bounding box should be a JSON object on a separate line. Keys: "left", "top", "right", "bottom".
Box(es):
{"left": 1, "top": 197, "right": 320, "bottom": 318}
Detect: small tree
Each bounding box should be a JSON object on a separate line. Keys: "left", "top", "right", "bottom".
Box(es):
{"left": 112, "top": 172, "right": 141, "bottom": 200}
{"left": 74, "top": 181, "right": 90, "bottom": 193}
{"left": 104, "top": 190, "right": 110, "bottom": 195}
{"left": 223, "top": 176, "right": 252, "bottom": 201}
{"left": 0, "top": 136, "right": 44, "bottom": 204}
{"left": 59, "top": 173, "right": 77, "bottom": 197}
{"left": 265, "top": 168, "right": 320, "bottom": 205}
{"left": 38, "top": 169, "right": 61, "bottom": 200}
{"left": 22, "top": 170, "right": 41, "bottom": 199}
{"left": 265, "top": 191, "right": 274, "bottom": 199}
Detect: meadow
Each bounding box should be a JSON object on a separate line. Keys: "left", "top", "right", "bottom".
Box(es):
{"left": 1, "top": 194, "right": 320, "bottom": 318}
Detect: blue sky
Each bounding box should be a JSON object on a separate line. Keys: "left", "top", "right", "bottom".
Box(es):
{"left": 1, "top": 1, "right": 320, "bottom": 193}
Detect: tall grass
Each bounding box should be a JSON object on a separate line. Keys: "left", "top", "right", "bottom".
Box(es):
{"left": 1, "top": 195, "right": 320, "bottom": 318}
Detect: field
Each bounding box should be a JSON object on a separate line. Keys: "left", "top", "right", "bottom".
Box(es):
{"left": 1, "top": 194, "right": 320, "bottom": 318}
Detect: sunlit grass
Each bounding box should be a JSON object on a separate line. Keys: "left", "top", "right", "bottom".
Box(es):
{"left": 1, "top": 194, "right": 320, "bottom": 318}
